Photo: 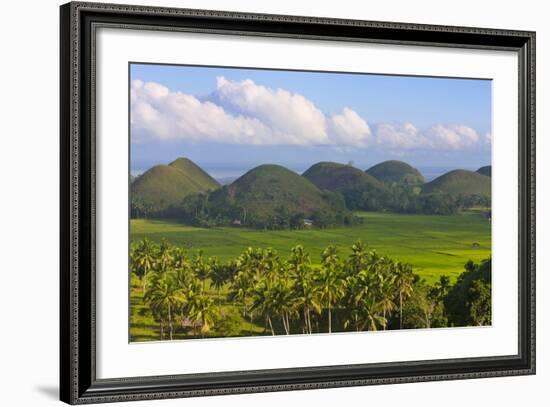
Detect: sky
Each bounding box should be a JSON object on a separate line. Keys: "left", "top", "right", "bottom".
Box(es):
{"left": 130, "top": 63, "right": 492, "bottom": 179}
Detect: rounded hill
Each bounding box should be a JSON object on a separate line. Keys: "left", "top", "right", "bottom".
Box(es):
{"left": 365, "top": 160, "right": 424, "bottom": 186}
{"left": 131, "top": 157, "right": 220, "bottom": 212}
{"left": 423, "top": 169, "right": 491, "bottom": 197}
{"left": 476, "top": 165, "right": 491, "bottom": 177}
{"left": 303, "top": 162, "right": 385, "bottom": 192}
{"left": 303, "top": 162, "right": 388, "bottom": 210}
{"left": 209, "top": 164, "right": 348, "bottom": 226}
{"left": 168, "top": 157, "right": 220, "bottom": 190}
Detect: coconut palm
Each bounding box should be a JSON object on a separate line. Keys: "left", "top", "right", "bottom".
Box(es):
{"left": 318, "top": 245, "right": 345, "bottom": 333}
{"left": 192, "top": 250, "right": 210, "bottom": 289}
{"left": 171, "top": 247, "right": 189, "bottom": 270}
{"left": 158, "top": 239, "right": 174, "bottom": 273}
{"left": 255, "top": 248, "right": 280, "bottom": 283}
{"left": 187, "top": 291, "right": 218, "bottom": 337}
{"left": 393, "top": 261, "right": 414, "bottom": 328}
{"left": 360, "top": 292, "right": 386, "bottom": 331}
{"left": 347, "top": 241, "right": 370, "bottom": 276}
{"left": 377, "top": 270, "right": 397, "bottom": 330}
{"left": 343, "top": 269, "right": 371, "bottom": 331}
{"left": 171, "top": 262, "right": 197, "bottom": 329}
{"left": 209, "top": 258, "right": 229, "bottom": 303}
{"left": 272, "top": 279, "right": 298, "bottom": 335}
{"left": 144, "top": 270, "right": 183, "bottom": 340}
{"left": 287, "top": 245, "right": 319, "bottom": 333}
{"left": 250, "top": 278, "right": 278, "bottom": 335}
{"left": 134, "top": 238, "right": 157, "bottom": 293}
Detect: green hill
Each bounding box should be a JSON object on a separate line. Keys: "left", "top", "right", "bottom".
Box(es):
{"left": 365, "top": 160, "right": 424, "bottom": 186}
{"left": 131, "top": 157, "right": 220, "bottom": 212}
{"left": 303, "top": 162, "right": 386, "bottom": 192}
{"left": 303, "top": 162, "right": 388, "bottom": 210}
{"left": 476, "top": 165, "right": 491, "bottom": 177}
{"left": 168, "top": 157, "right": 220, "bottom": 190}
{"left": 208, "top": 164, "right": 349, "bottom": 227}
{"left": 423, "top": 169, "right": 491, "bottom": 197}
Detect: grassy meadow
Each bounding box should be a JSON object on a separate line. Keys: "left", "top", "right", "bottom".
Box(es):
{"left": 130, "top": 211, "right": 490, "bottom": 342}
{"left": 130, "top": 211, "right": 491, "bottom": 284}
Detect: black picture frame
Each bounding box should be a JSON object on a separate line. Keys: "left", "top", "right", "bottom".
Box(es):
{"left": 60, "top": 2, "right": 536, "bottom": 404}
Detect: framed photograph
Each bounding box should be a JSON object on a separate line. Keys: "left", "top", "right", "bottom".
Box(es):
{"left": 60, "top": 1, "right": 535, "bottom": 404}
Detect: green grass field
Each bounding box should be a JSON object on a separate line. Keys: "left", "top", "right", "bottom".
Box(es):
{"left": 130, "top": 211, "right": 491, "bottom": 284}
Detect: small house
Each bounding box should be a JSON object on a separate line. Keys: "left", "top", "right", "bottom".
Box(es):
{"left": 303, "top": 219, "right": 313, "bottom": 228}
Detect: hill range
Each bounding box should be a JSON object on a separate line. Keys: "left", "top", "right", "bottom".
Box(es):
{"left": 131, "top": 157, "right": 491, "bottom": 220}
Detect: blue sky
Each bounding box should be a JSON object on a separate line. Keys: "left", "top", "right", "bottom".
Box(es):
{"left": 130, "top": 63, "right": 492, "bottom": 179}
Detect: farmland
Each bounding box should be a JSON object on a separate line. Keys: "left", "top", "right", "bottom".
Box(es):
{"left": 130, "top": 211, "right": 490, "bottom": 284}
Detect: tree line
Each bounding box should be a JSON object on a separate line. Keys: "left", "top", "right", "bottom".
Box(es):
{"left": 131, "top": 239, "right": 491, "bottom": 340}
{"left": 131, "top": 187, "right": 490, "bottom": 229}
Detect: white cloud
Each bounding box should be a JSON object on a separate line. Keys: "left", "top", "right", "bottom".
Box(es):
{"left": 131, "top": 77, "right": 486, "bottom": 151}
{"left": 427, "top": 124, "right": 480, "bottom": 150}
{"left": 372, "top": 122, "right": 483, "bottom": 151}
{"left": 213, "top": 77, "right": 330, "bottom": 145}
{"left": 373, "top": 122, "right": 428, "bottom": 149}
{"left": 131, "top": 79, "right": 274, "bottom": 145}
{"left": 328, "top": 107, "right": 371, "bottom": 147}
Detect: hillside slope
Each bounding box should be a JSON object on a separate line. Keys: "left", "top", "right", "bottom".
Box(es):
{"left": 423, "top": 169, "right": 491, "bottom": 196}
{"left": 303, "top": 162, "right": 388, "bottom": 210}
{"left": 168, "top": 157, "right": 220, "bottom": 190}
{"left": 476, "top": 165, "right": 492, "bottom": 177}
{"left": 208, "top": 164, "right": 348, "bottom": 226}
{"left": 303, "top": 162, "right": 385, "bottom": 191}
{"left": 131, "top": 157, "right": 220, "bottom": 211}
{"left": 365, "top": 160, "right": 424, "bottom": 186}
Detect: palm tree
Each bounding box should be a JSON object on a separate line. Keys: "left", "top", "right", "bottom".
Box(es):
{"left": 134, "top": 238, "right": 156, "bottom": 293}
{"left": 144, "top": 271, "right": 183, "bottom": 340}
{"left": 343, "top": 269, "right": 370, "bottom": 331}
{"left": 209, "top": 258, "right": 228, "bottom": 304}
{"left": 377, "top": 270, "right": 396, "bottom": 330}
{"left": 192, "top": 250, "right": 210, "bottom": 290}
{"left": 393, "top": 261, "right": 414, "bottom": 328}
{"left": 360, "top": 292, "right": 385, "bottom": 331}
{"left": 251, "top": 278, "right": 278, "bottom": 335}
{"left": 158, "top": 239, "right": 174, "bottom": 273}
{"left": 342, "top": 241, "right": 372, "bottom": 332}
{"left": 272, "top": 279, "right": 298, "bottom": 335}
{"left": 287, "top": 245, "right": 319, "bottom": 334}
{"left": 172, "top": 261, "right": 197, "bottom": 329}
{"left": 318, "top": 245, "right": 344, "bottom": 334}
{"left": 255, "top": 248, "right": 280, "bottom": 283}
{"left": 171, "top": 247, "right": 189, "bottom": 270}
{"left": 347, "top": 241, "right": 370, "bottom": 276}
{"left": 187, "top": 291, "right": 217, "bottom": 337}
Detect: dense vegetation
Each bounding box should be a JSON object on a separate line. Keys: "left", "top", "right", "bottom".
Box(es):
{"left": 130, "top": 238, "right": 492, "bottom": 341}
{"left": 131, "top": 157, "right": 491, "bottom": 229}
